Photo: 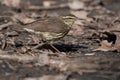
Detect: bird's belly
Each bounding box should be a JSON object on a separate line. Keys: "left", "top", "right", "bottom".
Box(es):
{"left": 42, "top": 32, "right": 64, "bottom": 41}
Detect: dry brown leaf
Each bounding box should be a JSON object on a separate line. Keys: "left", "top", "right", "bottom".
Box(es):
{"left": 43, "top": 1, "right": 56, "bottom": 8}
{"left": 1, "top": 0, "right": 21, "bottom": 9}
{"left": 70, "top": 11, "right": 88, "bottom": 19}
{"left": 6, "top": 31, "right": 18, "bottom": 37}
{"left": 0, "top": 22, "right": 13, "bottom": 30}
{"left": 93, "top": 40, "right": 113, "bottom": 51}
{"left": 13, "top": 13, "right": 36, "bottom": 24}
{"left": 68, "top": 23, "right": 84, "bottom": 36}
{"left": 1, "top": 0, "right": 30, "bottom": 10}
{"left": 68, "top": 0, "right": 85, "bottom": 10}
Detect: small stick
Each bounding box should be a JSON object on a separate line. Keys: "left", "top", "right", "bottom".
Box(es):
{"left": 0, "top": 22, "right": 13, "bottom": 30}
{"left": 28, "top": 4, "right": 68, "bottom": 10}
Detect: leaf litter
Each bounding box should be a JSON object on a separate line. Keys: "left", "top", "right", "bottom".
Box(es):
{"left": 0, "top": 0, "right": 120, "bottom": 80}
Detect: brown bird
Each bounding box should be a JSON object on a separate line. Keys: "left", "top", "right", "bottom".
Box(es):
{"left": 22, "top": 16, "right": 75, "bottom": 54}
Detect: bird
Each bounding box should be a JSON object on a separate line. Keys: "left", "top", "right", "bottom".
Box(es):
{"left": 22, "top": 16, "right": 75, "bottom": 54}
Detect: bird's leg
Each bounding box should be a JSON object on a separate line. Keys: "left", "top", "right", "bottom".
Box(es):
{"left": 29, "top": 34, "right": 44, "bottom": 50}
{"left": 32, "top": 43, "right": 45, "bottom": 50}
{"left": 49, "top": 43, "right": 66, "bottom": 57}
{"left": 49, "top": 43, "right": 61, "bottom": 53}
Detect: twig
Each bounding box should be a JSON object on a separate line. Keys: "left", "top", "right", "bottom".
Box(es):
{"left": 0, "top": 22, "right": 13, "bottom": 30}
{"left": 4, "top": 60, "right": 16, "bottom": 71}
{"left": 28, "top": 4, "right": 68, "bottom": 10}
{"left": 1, "top": 39, "right": 6, "bottom": 49}
{"left": 0, "top": 53, "right": 37, "bottom": 63}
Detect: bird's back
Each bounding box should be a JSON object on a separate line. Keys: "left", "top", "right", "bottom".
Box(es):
{"left": 23, "top": 17, "right": 71, "bottom": 34}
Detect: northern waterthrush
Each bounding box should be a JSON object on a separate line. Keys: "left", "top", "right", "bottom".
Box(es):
{"left": 23, "top": 16, "right": 75, "bottom": 53}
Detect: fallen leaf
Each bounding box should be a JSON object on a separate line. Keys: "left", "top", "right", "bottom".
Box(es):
{"left": 1, "top": 0, "right": 21, "bottom": 9}
{"left": 13, "top": 13, "right": 36, "bottom": 24}
{"left": 93, "top": 40, "right": 113, "bottom": 51}
{"left": 43, "top": 1, "right": 56, "bottom": 8}
{"left": 68, "top": 23, "right": 85, "bottom": 36}
{"left": 6, "top": 31, "right": 18, "bottom": 37}
{"left": 70, "top": 11, "right": 88, "bottom": 19}
{"left": 1, "top": 0, "right": 30, "bottom": 10}
{"left": 68, "top": 0, "right": 85, "bottom": 10}
{"left": 0, "top": 22, "right": 13, "bottom": 30}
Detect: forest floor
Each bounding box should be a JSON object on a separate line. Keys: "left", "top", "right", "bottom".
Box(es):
{"left": 0, "top": 0, "right": 120, "bottom": 80}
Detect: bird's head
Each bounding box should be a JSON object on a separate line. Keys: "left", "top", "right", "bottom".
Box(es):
{"left": 62, "top": 16, "right": 76, "bottom": 27}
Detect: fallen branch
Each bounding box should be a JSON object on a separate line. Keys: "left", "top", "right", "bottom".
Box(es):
{"left": 28, "top": 4, "right": 68, "bottom": 10}
{"left": 0, "top": 50, "right": 37, "bottom": 63}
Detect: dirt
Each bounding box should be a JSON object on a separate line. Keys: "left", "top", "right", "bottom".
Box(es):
{"left": 0, "top": 0, "right": 120, "bottom": 80}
